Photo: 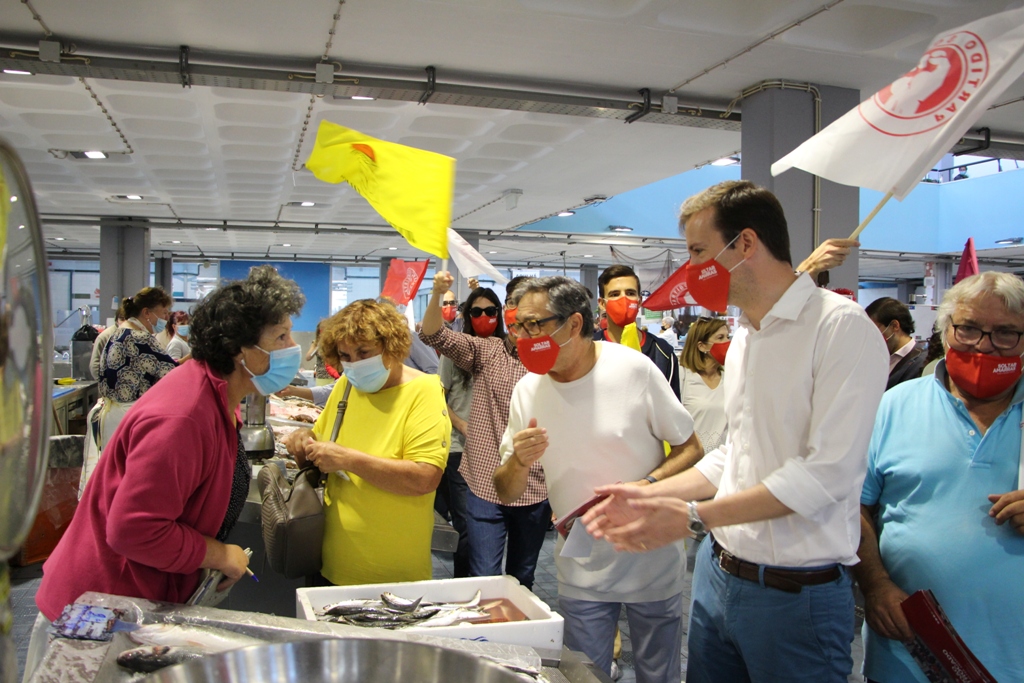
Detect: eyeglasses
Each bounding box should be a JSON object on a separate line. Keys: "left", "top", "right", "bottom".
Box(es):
{"left": 469, "top": 306, "right": 499, "bottom": 318}
{"left": 509, "top": 314, "right": 564, "bottom": 335}
{"left": 951, "top": 323, "right": 1024, "bottom": 350}
{"left": 441, "top": 300, "right": 458, "bottom": 308}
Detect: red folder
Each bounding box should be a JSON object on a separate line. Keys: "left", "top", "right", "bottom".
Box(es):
{"left": 900, "top": 589, "right": 997, "bottom": 683}
{"left": 554, "top": 494, "right": 609, "bottom": 539}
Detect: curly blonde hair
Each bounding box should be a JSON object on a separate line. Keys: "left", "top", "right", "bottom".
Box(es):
{"left": 320, "top": 299, "right": 411, "bottom": 369}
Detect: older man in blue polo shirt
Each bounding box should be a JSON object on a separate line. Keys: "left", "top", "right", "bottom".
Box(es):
{"left": 855, "top": 271, "right": 1024, "bottom": 683}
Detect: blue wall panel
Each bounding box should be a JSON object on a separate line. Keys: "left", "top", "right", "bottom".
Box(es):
{"left": 219, "top": 260, "right": 329, "bottom": 332}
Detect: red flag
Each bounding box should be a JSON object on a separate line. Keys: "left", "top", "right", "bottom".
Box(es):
{"left": 642, "top": 261, "right": 696, "bottom": 311}
{"left": 954, "top": 238, "right": 979, "bottom": 284}
{"left": 380, "top": 259, "right": 429, "bottom": 306}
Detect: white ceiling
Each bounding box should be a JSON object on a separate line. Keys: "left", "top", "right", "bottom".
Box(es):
{"left": 2, "top": 0, "right": 1024, "bottom": 272}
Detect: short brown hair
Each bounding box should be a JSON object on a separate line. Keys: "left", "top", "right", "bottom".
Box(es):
{"left": 679, "top": 317, "right": 728, "bottom": 373}
{"left": 679, "top": 180, "right": 792, "bottom": 265}
{"left": 122, "top": 286, "right": 172, "bottom": 319}
{"left": 321, "top": 299, "right": 411, "bottom": 369}
{"left": 598, "top": 264, "right": 641, "bottom": 298}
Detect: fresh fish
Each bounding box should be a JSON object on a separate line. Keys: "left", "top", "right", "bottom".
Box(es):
{"left": 381, "top": 592, "right": 422, "bottom": 613}
{"left": 424, "top": 590, "right": 482, "bottom": 609}
{"left": 416, "top": 607, "right": 490, "bottom": 628}
{"left": 117, "top": 645, "right": 206, "bottom": 673}
{"left": 127, "top": 623, "right": 263, "bottom": 652}
{"left": 318, "top": 599, "right": 381, "bottom": 617}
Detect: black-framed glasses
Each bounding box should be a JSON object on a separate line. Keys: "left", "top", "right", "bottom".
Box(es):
{"left": 469, "top": 305, "right": 499, "bottom": 318}
{"left": 951, "top": 323, "right": 1024, "bottom": 350}
{"left": 441, "top": 301, "right": 458, "bottom": 308}
{"left": 509, "top": 314, "right": 564, "bottom": 335}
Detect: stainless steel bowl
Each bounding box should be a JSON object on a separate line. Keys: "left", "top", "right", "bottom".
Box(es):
{"left": 140, "top": 638, "right": 526, "bottom": 683}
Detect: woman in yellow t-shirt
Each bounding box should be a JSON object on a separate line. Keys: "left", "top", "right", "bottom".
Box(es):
{"left": 285, "top": 299, "right": 450, "bottom": 586}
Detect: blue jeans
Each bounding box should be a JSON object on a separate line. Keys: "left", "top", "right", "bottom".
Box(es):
{"left": 559, "top": 593, "right": 683, "bottom": 683}
{"left": 687, "top": 536, "right": 855, "bottom": 683}
{"left": 433, "top": 450, "right": 470, "bottom": 578}
{"left": 464, "top": 489, "right": 551, "bottom": 590}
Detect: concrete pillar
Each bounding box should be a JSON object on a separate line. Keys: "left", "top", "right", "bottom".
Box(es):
{"left": 741, "top": 84, "right": 861, "bottom": 292}
{"left": 580, "top": 264, "right": 599, "bottom": 305}
{"left": 378, "top": 257, "right": 391, "bottom": 293}
{"left": 896, "top": 281, "right": 912, "bottom": 304}
{"left": 99, "top": 220, "right": 150, "bottom": 322}
{"left": 153, "top": 251, "right": 173, "bottom": 294}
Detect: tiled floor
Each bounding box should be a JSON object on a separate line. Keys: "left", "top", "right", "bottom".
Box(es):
{"left": 11, "top": 535, "right": 865, "bottom": 682}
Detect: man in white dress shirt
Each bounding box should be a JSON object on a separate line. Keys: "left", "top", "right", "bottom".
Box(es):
{"left": 585, "top": 180, "right": 889, "bottom": 683}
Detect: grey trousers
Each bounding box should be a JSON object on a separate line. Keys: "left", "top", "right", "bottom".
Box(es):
{"left": 559, "top": 592, "right": 684, "bottom": 683}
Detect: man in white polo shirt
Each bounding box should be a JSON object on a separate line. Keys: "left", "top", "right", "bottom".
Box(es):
{"left": 493, "top": 275, "right": 704, "bottom": 683}
{"left": 585, "top": 180, "right": 888, "bottom": 683}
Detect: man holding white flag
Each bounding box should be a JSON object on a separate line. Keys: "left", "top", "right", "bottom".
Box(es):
{"left": 773, "top": 7, "right": 1024, "bottom": 205}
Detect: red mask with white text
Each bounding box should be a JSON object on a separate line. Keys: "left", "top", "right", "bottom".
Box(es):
{"left": 685, "top": 234, "right": 744, "bottom": 313}
{"left": 605, "top": 297, "right": 640, "bottom": 328}
{"left": 945, "top": 347, "right": 1023, "bottom": 399}
{"left": 516, "top": 321, "right": 572, "bottom": 375}
{"left": 471, "top": 315, "right": 498, "bottom": 337}
{"left": 709, "top": 341, "right": 730, "bottom": 366}
{"left": 441, "top": 305, "right": 458, "bottom": 323}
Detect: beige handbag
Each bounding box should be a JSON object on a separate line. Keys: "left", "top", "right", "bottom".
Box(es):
{"left": 257, "top": 384, "right": 351, "bottom": 579}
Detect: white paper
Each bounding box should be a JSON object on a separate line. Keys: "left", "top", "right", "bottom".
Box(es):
{"left": 559, "top": 520, "right": 595, "bottom": 559}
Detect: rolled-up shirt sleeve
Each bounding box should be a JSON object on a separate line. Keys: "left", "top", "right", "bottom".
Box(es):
{"left": 420, "top": 326, "right": 480, "bottom": 373}
{"left": 762, "top": 310, "right": 888, "bottom": 522}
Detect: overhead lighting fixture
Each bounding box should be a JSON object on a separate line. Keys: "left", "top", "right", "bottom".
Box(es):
{"left": 9, "top": 195, "right": 17, "bottom": 203}
{"left": 388, "top": 247, "right": 398, "bottom": 250}
{"left": 205, "top": 227, "right": 219, "bottom": 231}
{"left": 126, "top": 194, "right": 143, "bottom": 200}
{"left": 995, "top": 237, "right": 1023, "bottom": 245}
{"left": 609, "top": 225, "right": 633, "bottom": 233}
{"left": 300, "top": 201, "right": 316, "bottom": 207}
{"left": 18, "top": 224, "right": 25, "bottom": 230}
{"left": 583, "top": 254, "right": 593, "bottom": 258}
{"left": 282, "top": 243, "right": 291, "bottom": 247}
{"left": 171, "top": 240, "right": 181, "bottom": 244}
{"left": 3, "top": 69, "right": 32, "bottom": 76}
{"left": 351, "top": 95, "right": 375, "bottom": 101}
{"left": 503, "top": 188, "right": 523, "bottom": 211}
{"left": 53, "top": 237, "right": 65, "bottom": 241}
{"left": 557, "top": 210, "right": 575, "bottom": 217}
{"left": 488, "top": 251, "right": 497, "bottom": 254}
{"left": 711, "top": 156, "right": 740, "bottom": 166}
{"left": 70, "top": 150, "right": 108, "bottom": 160}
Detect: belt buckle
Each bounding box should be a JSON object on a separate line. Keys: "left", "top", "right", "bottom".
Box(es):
{"left": 717, "top": 548, "right": 729, "bottom": 572}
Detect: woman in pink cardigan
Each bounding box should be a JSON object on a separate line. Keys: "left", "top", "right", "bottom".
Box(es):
{"left": 26, "top": 265, "right": 305, "bottom": 676}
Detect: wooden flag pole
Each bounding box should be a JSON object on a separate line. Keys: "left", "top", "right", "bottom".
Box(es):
{"left": 848, "top": 191, "right": 893, "bottom": 240}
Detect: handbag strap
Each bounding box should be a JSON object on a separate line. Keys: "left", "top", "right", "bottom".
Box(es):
{"left": 329, "top": 382, "right": 353, "bottom": 442}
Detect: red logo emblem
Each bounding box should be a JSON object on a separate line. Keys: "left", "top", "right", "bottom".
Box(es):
{"left": 859, "top": 31, "right": 989, "bottom": 137}
{"left": 668, "top": 282, "right": 690, "bottom": 307}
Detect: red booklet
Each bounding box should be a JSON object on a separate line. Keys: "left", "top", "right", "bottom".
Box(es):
{"left": 554, "top": 494, "right": 609, "bottom": 539}
{"left": 900, "top": 590, "right": 997, "bottom": 683}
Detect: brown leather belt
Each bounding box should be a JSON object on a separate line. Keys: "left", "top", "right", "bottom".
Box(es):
{"left": 712, "top": 540, "right": 841, "bottom": 594}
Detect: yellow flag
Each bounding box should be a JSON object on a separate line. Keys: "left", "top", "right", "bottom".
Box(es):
{"left": 620, "top": 322, "right": 642, "bottom": 352}
{"left": 305, "top": 121, "right": 454, "bottom": 258}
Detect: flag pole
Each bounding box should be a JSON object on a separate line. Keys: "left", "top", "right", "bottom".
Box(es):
{"left": 848, "top": 192, "right": 893, "bottom": 240}
{"left": 441, "top": 258, "right": 448, "bottom": 273}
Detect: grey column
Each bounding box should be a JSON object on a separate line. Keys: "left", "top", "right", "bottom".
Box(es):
{"left": 741, "top": 85, "right": 861, "bottom": 292}
{"left": 153, "top": 251, "right": 173, "bottom": 294}
{"left": 378, "top": 256, "right": 391, "bottom": 292}
{"left": 99, "top": 219, "right": 151, "bottom": 321}
{"left": 580, "top": 264, "right": 599, "bottom": 305}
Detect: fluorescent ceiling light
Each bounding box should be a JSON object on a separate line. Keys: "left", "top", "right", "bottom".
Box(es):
{"left": 583, "top": 254, "right": 593, "bottom": 258}
{"left": 558, "top": 210, "right": 575, "bottom": 217}
{"left": 53, "top": 237, "right": 65, "bottom": 241}
{"left": 351, "top": 95, "right": 375, "bottom": 101}
{"left": 609, "top": 225, "right": 633, "bottom": 232}
{"left": 125, "top": 194, "right": 142, "bottom": 200}
{"left": 9, "top": 196, "right": 17, "bottom": 203}
{"left": 18, "top": 224, "right": 25, "bottom": 230}
{"left": 171, "top": 240, "right": 181, "bottom": 244}
{"left": 711, "top": 156, "right": 740, "bottom": 166}
{"left": 995, "top": 237, "right": 1023, "bottom": 245}
{"left": 3, "top": 69, "right": 32, "bottom": 76}
{"left": 282, "top": 243, "right": 291, "bottom": 247}
{"left": 488, "top": 251, "right": 497, "bottom": 254}
{"left": 83, "top": 151, "right": 107, "bottom": 159}
{"left": 388, "top": 246, "right": 398, "bottom": 250}
{"left": 300, "top": 201, "right": 316, "bottom": 207}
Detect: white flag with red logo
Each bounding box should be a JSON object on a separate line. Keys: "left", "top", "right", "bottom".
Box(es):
{"left": 772, "top": 7, "right": 1024, "bottom": 200}
{"left": 447, "top": 228, "right": 509, "bottom": 285}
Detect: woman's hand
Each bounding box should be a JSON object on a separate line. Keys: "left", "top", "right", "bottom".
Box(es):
{"left": 283, "top": 427, "right": 316, "bottom": 465}
{"left": 202, "top": 538, "right": 250, "bottom": 591}
{"left": 306, "top": 440, "right": 349, "bottom": 473}
{"left": 432, "top": 271, "right": 454, "bottom": 296}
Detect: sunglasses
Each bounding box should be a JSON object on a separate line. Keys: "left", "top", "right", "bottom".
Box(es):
{"left": 469, "top": 306, "right": 499, "bottom": 318}
{"left": 441, "top": 301, "right": 458, "bottom": 307}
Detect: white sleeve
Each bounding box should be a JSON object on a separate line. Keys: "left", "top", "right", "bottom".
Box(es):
{"left": 695, "top": 439, "right": 729, "bottom": 489}
{"left": 646, "top": 360, "right": 694, "bottom": 445}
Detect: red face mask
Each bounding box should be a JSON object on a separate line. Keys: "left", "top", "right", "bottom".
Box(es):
{"left": 504, "top": 307, "right": 517, "bottom": 332}
{"left": 441, "top": 305, "right": 458, "bottom": 323}
{"left": 709, "top": 340, "right": 730, "bottom": 366}
{"left": 516, "top": 321, "right": 571, "bottom": 375}
{"left": 605, "top": 297, "right": 640, "bottom": 328}
{"left": 685, "top": 234, "right": 744, "bottom": 313}
{"left": 471, "top": 315, "right": 498, "bottom": 337}
{"left": 599, "top": 315, "right": 608, "bottom": 331}
{"left": 945, "top": 347, "right": 1022, "bottom": 399}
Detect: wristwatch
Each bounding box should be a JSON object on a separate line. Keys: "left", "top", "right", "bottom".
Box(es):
{"left": 687, "top": 501, "right": 706, "bottom": 535}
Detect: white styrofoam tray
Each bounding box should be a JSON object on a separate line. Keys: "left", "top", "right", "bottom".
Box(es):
{"left": 296, "top": 575, "right": 563, "bottom": 650}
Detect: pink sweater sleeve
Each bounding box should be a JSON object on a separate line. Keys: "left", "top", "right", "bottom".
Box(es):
{"left": 105, "top": 414, "right": 212, "bottom": 575}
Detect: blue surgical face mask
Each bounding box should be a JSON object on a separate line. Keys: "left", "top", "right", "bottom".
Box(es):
{"left": 342, "top": 354, "right": 391, "bottom": 393}
{"left": 242, "top": 344, "right": 302, "bottom": 395}
{"left": 153, "top": 317, "right": 167, "bottom": 334}
{"left": 177, "top": 325, "right": 190, "bottom": 338}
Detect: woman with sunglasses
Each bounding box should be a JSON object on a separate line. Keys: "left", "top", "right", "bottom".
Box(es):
{"left": 435, "top": 286, "right": 506, "bottom": 578}
{"left": 420, "top": 272, "right": 552, "bottom": 592}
